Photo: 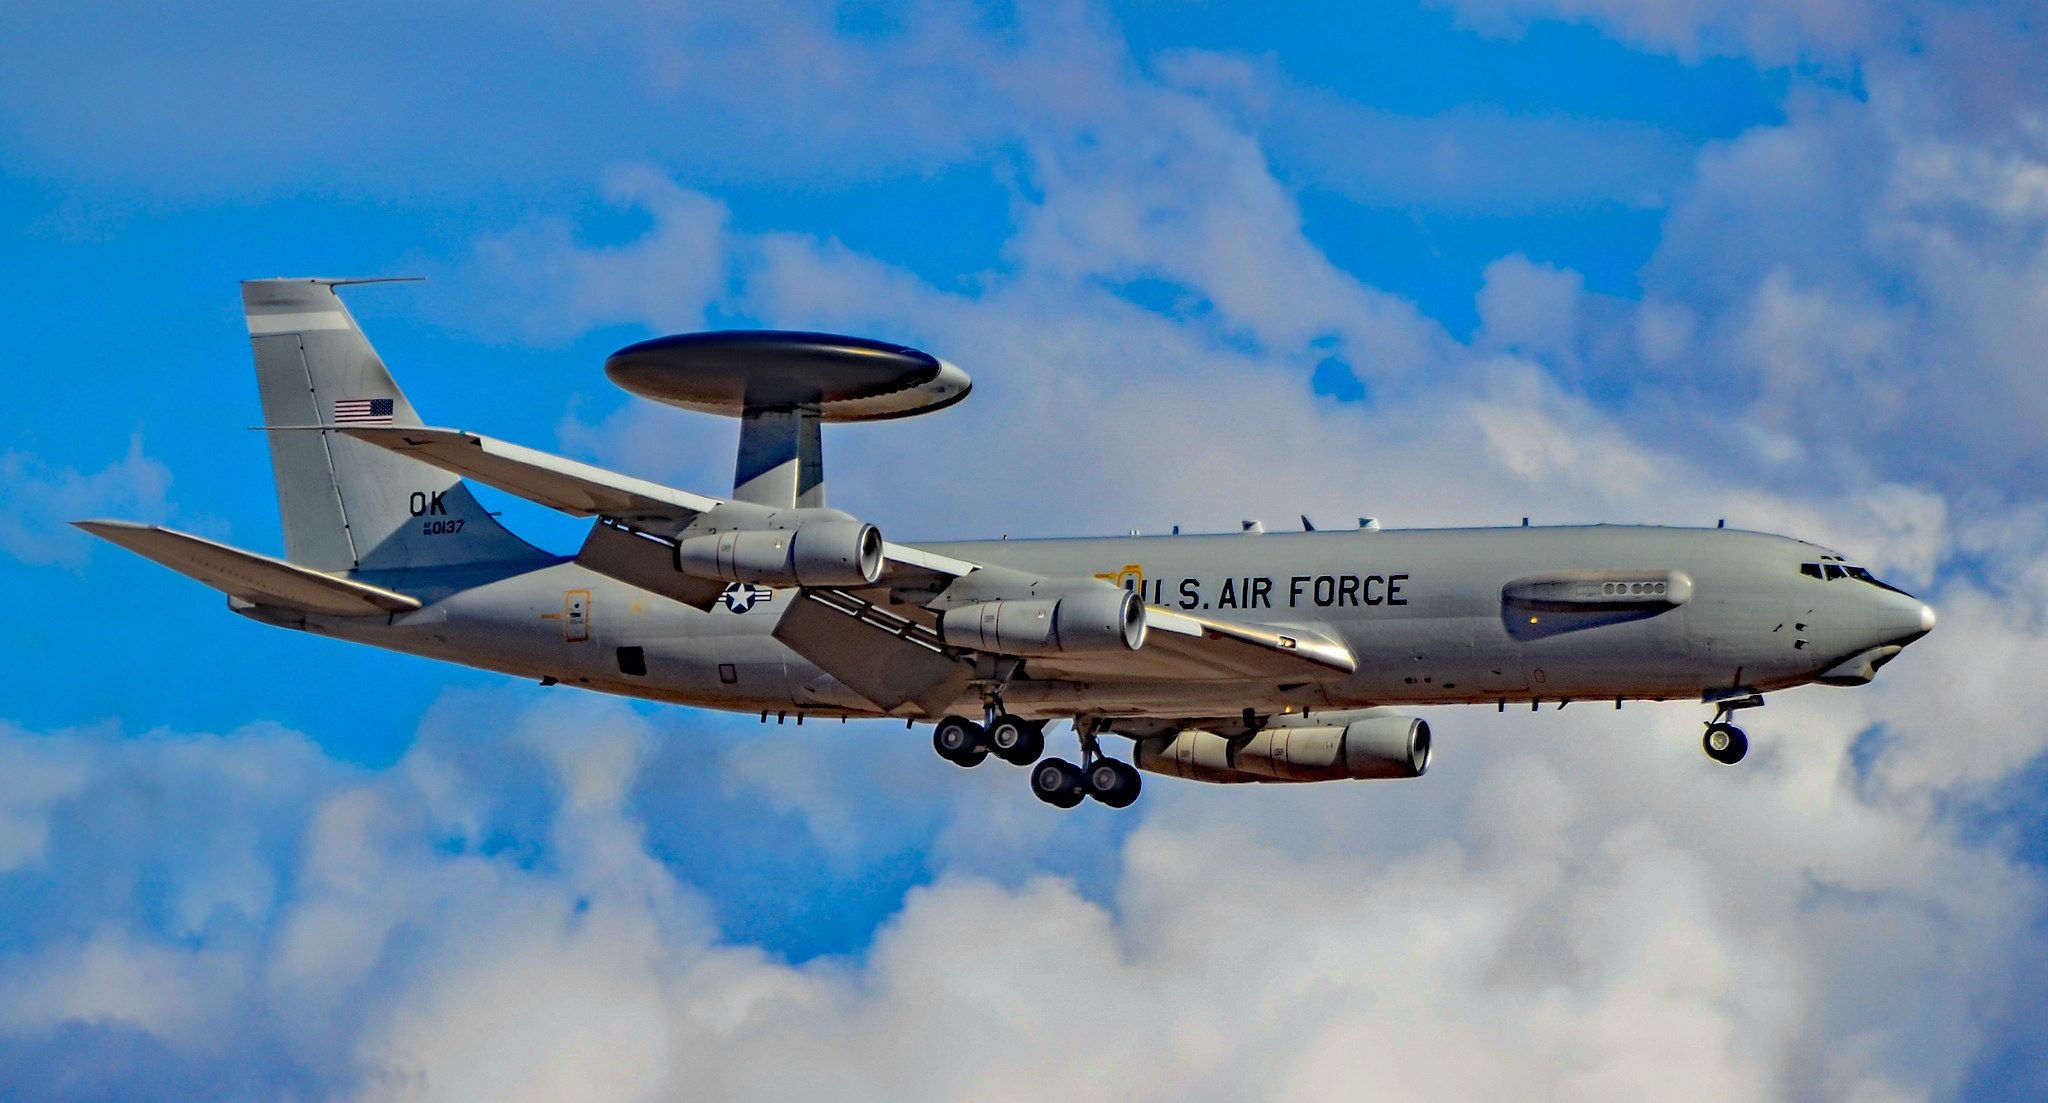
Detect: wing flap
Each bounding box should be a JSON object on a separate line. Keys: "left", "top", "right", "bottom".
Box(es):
{"left": 74, "top": 520, "right": 420, "bottom": 616}
{"left": 574, "top": 520, "right": 730, "bottom": 611}
{"left": 773, "top": 590, "right": 973, "bottom": 714}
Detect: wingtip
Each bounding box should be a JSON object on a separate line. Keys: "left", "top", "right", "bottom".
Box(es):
{"left": 72, "top": 518, "right": 140, "bottom": 533}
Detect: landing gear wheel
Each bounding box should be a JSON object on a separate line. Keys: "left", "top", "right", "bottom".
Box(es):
{"left": 1085, "top": 759, "right": 1142, "bottom": 808}
{"left": 1030, "top": 757, "right": 1085, "bottom": 808}
{"left": 987, "top": 715, "right": 1045, "bottom": 766}
{"left": 933, "top": 715, "right": 988, "bottom": 767}
{"left": 1702, "top": 722, "right": 1749, "bottom": 765}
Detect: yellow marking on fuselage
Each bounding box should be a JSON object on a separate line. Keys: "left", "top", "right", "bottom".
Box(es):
{"left": 1095, "top": 563, "right": 1146, "bottom": 593}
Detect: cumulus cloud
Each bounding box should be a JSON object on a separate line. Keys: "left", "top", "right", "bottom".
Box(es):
{"left": 458, "top": 168, "right": 731, "bottom": 344}
{"left": 15, "top": 1, "right": 2048, "bottom": 1099}
{"left": 0, "top": 433, "right": 172, "bottom": 566}
{"left": 1476, "top": 253, "right": 1586, "bottom": 361}
{"left": 257, "top": 8, "right": 2048, "bottom": 1096}
{"left": 0, "top": 665, "right": 2041, "bottom": 1101}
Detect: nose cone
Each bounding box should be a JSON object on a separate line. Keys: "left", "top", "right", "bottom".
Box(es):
{"left": 1876, "top": 591, "right": 1936, "bottom": 648}
{"left": 1820, "top": 589, "right": 1935, "bottom": 686}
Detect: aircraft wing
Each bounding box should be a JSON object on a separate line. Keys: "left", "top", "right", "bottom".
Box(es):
{"left": 775, "top": 577, "right": 1354, "bottom": 715}
{"left": 995, "top": 605, "right": 1356, "bottom": 683}
{"left": 336, "top": 425, "right": 975, "bottom": 589}
{"left": 73, "top": 520, "right": 421, "bottom": 617}
{"left": 337, "top": 425, "right": 1349, "bottom": 691}
{"left": 335, "top": 426, "right": 719, "bottom": 528}
{"left": 1134, "top": 607, "right": 1356, "bottom": 676}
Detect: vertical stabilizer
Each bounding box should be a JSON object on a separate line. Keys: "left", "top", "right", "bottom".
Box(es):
{"left": 244, "top": 279, "right": 544, "bottom": 572}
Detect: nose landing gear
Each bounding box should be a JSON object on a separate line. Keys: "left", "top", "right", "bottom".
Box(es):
{"left": 1703, "top": 722, "right": 1749, "bottom": 764}
{"left": 1701, "top": 693, "right": 1763, "bottom": 765}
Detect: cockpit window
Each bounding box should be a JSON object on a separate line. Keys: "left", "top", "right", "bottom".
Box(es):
{"left": 1845, "top": 565, "right": 1913, "bottom": 596}
{"left": 1798, "top": 560, "right": 1914, "bottom": 596}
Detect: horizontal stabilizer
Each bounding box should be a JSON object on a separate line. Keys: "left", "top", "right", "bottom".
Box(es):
{"left": 73, "top": 520, "right": 421, "bottom": 617}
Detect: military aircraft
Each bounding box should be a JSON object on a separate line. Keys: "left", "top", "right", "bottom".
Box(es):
{"left": 78, "top": 279, "right": 1938, "bottom": 810}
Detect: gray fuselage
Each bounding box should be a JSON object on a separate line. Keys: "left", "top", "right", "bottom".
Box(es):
{"left": 265, "top": 523, "right": 1933, "bottom": 726}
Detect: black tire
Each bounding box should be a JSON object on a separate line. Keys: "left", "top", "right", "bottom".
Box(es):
{"left": 1030, "top": 757, "right": 1085, "bottom": 808}
{"left": 1703, "top": 723, "right": 1749, "bottom": 765}
{"left": 987, "top": 715, "right": 1045, "bottom": 765}
{"left": 933, "top": 716, "right": 987, "bottom": 767}
{"left": 1085, "top": 759, "right": 1142, "bottom": 808}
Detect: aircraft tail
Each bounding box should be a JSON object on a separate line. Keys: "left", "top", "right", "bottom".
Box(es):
{"left": 244, "top": 278, "right": 546, "bottom": 572}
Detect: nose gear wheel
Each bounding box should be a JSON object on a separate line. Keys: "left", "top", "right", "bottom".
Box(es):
{"left": 1699, "top": 694, "right": 1762, "bottom": 765}
{"left": 1703, "top": 722, "right": 1748, "bottom": 764}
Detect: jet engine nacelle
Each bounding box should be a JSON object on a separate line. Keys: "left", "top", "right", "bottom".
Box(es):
{"left": 939, "top": 586, "right": 1146, "bottom": 655}
{"left": 1134, "top": 715, "right": 1431, "bottom": 783}
{"left": 673, "top": 518, "right": 883, "bottom": 588}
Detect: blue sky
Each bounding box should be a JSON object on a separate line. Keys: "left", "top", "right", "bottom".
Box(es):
{"left": 5, "top": 1, "right": 2048, "bottom": 1099}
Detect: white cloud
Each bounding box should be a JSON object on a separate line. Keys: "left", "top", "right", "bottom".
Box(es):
{"left": 16, "top": 2, "right": 2048, "bottom": 1099}
{"left": 0, "top": 684, "right": 2039, "bottom": 1099}
{"left": 1159, "top": 49, "right": 1698, "bottom": 215}
{"left": 1434, "top": 0, "right": 1894, "bottom": 65}
{"left": 0, "top": 434, "right": 173, "bottom": 567}
{"left": 457, "top": 168, "right": 731, "bottom": 344}
{"left": 1477, "top": 253, "right": 1586, "bottom": 361}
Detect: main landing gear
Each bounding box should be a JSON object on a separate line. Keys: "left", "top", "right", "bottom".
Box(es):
{"left": 930, "top": 710, "right": 1141, "bottom": 809}
{"left": 1701, "top": 693, "right": 1764, "bottom": 765}
{"left": 932, "top": 710, "right": 1046, "bottom": 769}
{"left": 1030, "top": 727, "right": 1140, "bottom": 810}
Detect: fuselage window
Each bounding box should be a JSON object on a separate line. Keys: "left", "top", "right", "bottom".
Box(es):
{"left": 1800, "top": 563, "right": 1824, "bottom": 579}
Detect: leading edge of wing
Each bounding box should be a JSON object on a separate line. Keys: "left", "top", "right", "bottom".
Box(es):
{"left": 330, "top": 425, "right": 977, "bottom": 583}
{"left": 329, "top": 425, "right": 721, "bottom": 522}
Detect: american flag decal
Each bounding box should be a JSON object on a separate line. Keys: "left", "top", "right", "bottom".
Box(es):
{"left": 332, "top": 398, "right": 395, "bottom": 425}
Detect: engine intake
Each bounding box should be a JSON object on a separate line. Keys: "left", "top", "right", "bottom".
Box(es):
{"left": 673, "top": 519, "right": 883, "bottom": 588}
{"left": 940, "top": 586, "right": 1146, "bottom": 655}
{"left": 1134, "top": 715, "right": 1431, "bottom": 783}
